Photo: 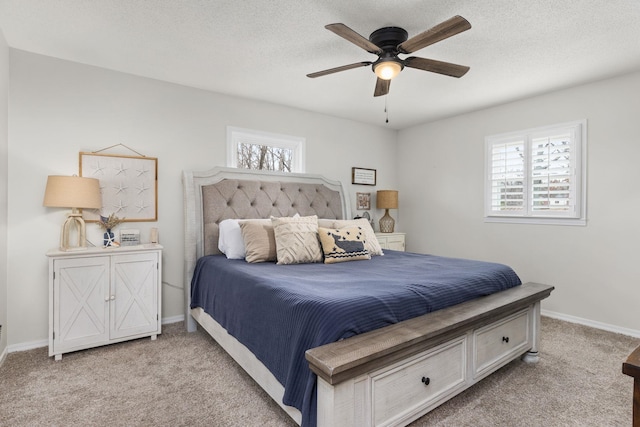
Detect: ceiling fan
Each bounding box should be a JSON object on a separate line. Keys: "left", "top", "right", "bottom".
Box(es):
{"left": 307, "top": 15, "right": 471, "bottom": 97}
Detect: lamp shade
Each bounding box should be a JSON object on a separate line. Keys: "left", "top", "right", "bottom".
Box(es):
{"left": 376, "top": 190, "right": 398, "bottom": 209}
{"left": 43, "top": 176, "right": 102, "bottom": 209}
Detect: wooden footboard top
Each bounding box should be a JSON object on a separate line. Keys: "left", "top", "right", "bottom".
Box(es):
{"left": 306, "top": 282, "right": 554, "bottom": 385}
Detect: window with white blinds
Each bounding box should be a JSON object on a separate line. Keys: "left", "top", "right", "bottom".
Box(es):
{"left": 227, "top": 127, "right": 306, "bottom": 173}
{"left": 485, "top": 120, "right": 586, "bottom": 225}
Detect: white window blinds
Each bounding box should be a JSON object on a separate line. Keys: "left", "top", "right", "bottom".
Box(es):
{"left": 489, "top": 138, "right": 526, "bottom": 215}
{"left": 485, "top": 120, "right": 586, "bottom": 225}
{"left": 530, "top": 130, "right": 575, "bottom": 215}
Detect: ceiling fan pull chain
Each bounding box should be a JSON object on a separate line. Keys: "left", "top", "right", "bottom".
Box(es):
{"left": 385, "top": 96, "right": 389, "bottom": 124}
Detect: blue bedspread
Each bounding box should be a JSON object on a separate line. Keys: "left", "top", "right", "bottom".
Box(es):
{"left": 190, "top": 250, "right": 521, "bottom": 426}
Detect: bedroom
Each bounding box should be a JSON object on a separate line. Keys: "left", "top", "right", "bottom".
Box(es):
{"left": 0, "top": 1, "right": 639, "bottom": 425}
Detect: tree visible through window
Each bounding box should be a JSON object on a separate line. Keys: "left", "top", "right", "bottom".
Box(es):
{"left": 227, "top": 127, "right": 305, "bottom": 173}
{"left": 236, "top": 143, "right": 292, "bottom": 172}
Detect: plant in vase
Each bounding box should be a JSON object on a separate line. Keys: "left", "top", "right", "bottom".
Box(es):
{"left": 99, "top": 214, "right": 124, "bottom": 247}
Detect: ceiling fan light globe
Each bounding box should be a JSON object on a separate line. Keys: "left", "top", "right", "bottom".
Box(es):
{"left": 374, "top": 61, "right": 402, "bottom": 80}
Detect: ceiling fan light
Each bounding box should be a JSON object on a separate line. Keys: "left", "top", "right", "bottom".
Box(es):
{"left": 374, "top": 61, "right": 402, "bottom": 80}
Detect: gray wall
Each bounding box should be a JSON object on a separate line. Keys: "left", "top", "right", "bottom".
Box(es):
{"left": 0, "top": 30, "right": 8, "bottom": 361}
{"left": 7, "top": 49, "right": 397, "bottom": 348}
{"left": 398, "top": 71, "right": 640, "bottom": 334}
{"left": 5, "top": 47, "right": 639, "bottom": 350}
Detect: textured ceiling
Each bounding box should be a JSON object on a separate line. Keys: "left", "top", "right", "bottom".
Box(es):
{"left": 1, "top": 0, "right": 639, "bottom": 129}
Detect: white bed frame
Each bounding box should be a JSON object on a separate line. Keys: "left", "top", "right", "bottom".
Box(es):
{"left": 183, "top": 167, "right": 553, "bottom": 427}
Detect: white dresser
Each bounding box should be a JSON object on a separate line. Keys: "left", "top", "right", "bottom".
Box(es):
{"left": 47, "top": 244, "right": 162, "bottom": 360}
{"left": 375, "top": 232, "right": 406, "bottom": 251}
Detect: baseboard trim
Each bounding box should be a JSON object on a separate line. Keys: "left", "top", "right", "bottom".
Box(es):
{"left": 542, "top": 309, "right": 640, "bottom": 338}
{"left": 7, "top": 315, "right": 186, "bottom": 354}
{"left": 5, "top": 313, "right": 635, "bottom": 354}
{"left": 8, "top": 338, "right": 48, "bottom": 354}
{"left": 162, "top": 314, "right": 184, "bottom": 325}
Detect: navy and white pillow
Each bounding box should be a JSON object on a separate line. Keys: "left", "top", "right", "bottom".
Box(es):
{"left": 318, "top": 226, "right": 371, "bottom": 264}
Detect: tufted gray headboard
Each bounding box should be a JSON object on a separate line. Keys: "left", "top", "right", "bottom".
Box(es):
{"left": 182, "top": 166, "right": 350, "bottom": 331}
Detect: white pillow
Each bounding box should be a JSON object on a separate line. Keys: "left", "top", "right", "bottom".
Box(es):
{"left": 317, "top": 218, "right": 337, "bottom": 228}
{"left": 218, "top": 219, "right": 246, "bottom": 259}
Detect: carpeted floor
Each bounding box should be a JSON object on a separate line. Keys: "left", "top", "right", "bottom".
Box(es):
{"left": 0, "top": 317, "right": 637, "bottom": 426}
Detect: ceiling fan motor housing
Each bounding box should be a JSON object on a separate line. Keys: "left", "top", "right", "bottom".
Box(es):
{"left": 370, "top": 27, "right": 408, "bottom": 73}
{"left": 369, "top": 27, "right": 409, "bottom": 51}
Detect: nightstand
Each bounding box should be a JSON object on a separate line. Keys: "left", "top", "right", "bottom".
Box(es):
{"left": 47, "top": 244, "right": 162, "bottom": 360}
{"left": 375, "top": 232, "right": 406, "bottom": 251}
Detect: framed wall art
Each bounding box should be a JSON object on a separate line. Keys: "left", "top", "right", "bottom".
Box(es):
{"left": 356, "top": 192, "right": 371, "bottom": 210}
{"left": 79, "top": 151, "right": 158, "bottom": 222}
{"left": 352, "top": 167, "right": 376, "bottom": 186}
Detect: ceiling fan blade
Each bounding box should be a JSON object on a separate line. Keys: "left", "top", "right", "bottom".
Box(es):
{"left": 374, "top": 78, "right": 390, "bottom": 97}
{"left": 307, "top": 61, "right": 372, "bottom": 78}
{"left": 404, "top": 57, "right": 470, "bottom": 78}
{"left": 398, "top": 15, "right": 471, "bottom": 54}
{"left": 325, "top": 23, "right": 383, "bottom": 55}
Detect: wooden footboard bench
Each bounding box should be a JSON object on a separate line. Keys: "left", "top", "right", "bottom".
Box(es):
{"left": 306, "top": 282, "right": 554, "bottom": 427}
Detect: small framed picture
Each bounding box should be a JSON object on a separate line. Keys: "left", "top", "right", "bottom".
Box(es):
{"left": 356, "top": 192, "right": 371, "bottom": 210}
{"left": 352, "top": 167, "right": 376, "bottom": 186}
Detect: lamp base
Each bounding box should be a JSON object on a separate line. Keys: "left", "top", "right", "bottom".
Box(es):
{"left": 379, "top": 209, "right": 395, "bottom": 233}
{"left": 60, "top": 211, "right": 88, "bottom": 251}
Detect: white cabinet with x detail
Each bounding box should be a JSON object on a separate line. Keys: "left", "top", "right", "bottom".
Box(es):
{"left": 47, "top": 244, "right": 162, "bottom": 360}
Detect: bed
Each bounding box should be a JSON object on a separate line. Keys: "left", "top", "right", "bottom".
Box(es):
{"left": 183, "top": 166, "right": 554, "bottom": 427}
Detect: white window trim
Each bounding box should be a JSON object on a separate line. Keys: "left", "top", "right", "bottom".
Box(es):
{"left": 484, "top": 119, "right": 587, "bottom": 226}
{"left": 226, "top": 126, "right": 306, "bottom": 173}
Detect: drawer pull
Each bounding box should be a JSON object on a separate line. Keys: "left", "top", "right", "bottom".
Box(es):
{"left": 502, "top": 336, "right": 509, "bottom": 343}
{"left": 421, "top": 376, "right": 430, "bottom": 386}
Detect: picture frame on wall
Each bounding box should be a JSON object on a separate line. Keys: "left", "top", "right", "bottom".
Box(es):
{"left": 352, "top": 167, "right": 376, "bottom": 186}
{"left": 356, "top": 192, "right": 371, "bottom": 210}
{"left": 79, "top": 152, "right": 158, "bottom": 222}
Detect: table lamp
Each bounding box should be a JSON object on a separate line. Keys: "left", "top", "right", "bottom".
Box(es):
{"left": 43, "top": 175, "right": 102, "bottom": 251}
{"left": 377, "top": 190, "right": 398, "bottom": 233}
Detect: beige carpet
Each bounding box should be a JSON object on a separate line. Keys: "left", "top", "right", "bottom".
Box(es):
{"left": 0, "top": 317, "right": 637, "bottom": 426}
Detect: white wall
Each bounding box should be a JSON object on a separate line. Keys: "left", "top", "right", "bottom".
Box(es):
{"left": 0, "top": 30, "right": 8, "bottom": 361}
{"left": 398, "top": 71, "right": 640, "bottom": 334}
{"left": 7, "top": 49, "right": 397, "bottom": 347}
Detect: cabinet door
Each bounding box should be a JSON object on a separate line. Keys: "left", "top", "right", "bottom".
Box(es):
{"left": 110, "top": 252, "right": 159, "bottom": 339}
{"left": 375, "top": 234, "right": 405, "bottom": 251}
{"left": 386, "top": 236, "right": 405, "bottom": 251}
{"left": 53, "top": 257, "right": 110, "bottom": 354}
{"left": 376, "top": 236, "right": 389, "bottom": 250}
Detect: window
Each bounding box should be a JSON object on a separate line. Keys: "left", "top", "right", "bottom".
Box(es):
{"left": 485, "top": 120, "right": 586, "bottom": 225}
{"left": 227, "top": 127, "right": 305, "bottom": 173}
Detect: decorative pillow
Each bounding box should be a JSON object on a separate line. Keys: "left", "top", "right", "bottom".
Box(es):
{"left": 239, "top": 219, "right": 277, "bottom": 263}
{"left": 317, "top": 218, "right": 337, "bottom": 229}
{"left": 271, "top": 215, "right": 323, "bottom": 265}
{"left": 318, "top": 226, "right": 371, "bottom": 264}
{"left": 333, "top": 218, "right": 384, "bottom": 256}
{"left": 218, "top": 219, "right": 246, "bottom": 259}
